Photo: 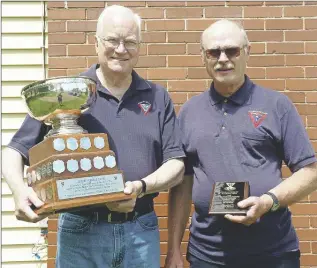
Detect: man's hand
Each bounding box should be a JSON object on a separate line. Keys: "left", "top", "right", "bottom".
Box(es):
{"left": 106, "top": 181, "right": 142, "bottom": 213}
{"left": 164, "top": 250, "right": 184, "bottom": 268}
{"left": 224, "top": 195, "right": 273, "bottom": 226}
{"left": 13, "top": 186, "right": 47, "bottom": 223}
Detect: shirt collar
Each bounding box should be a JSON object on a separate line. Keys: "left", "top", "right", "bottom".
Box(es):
{"left": 209, "top": 75, "right": 254, "bottom": 106}
{"left": 82, "top": 64, "right": 151, "bottom": 94}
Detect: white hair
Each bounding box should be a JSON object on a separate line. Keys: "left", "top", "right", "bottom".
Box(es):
{"left": 201, "top": 19, "right": 250, "bottom": 50}
{"left": 96, "top": 5, "right": 142, "bottom": 40}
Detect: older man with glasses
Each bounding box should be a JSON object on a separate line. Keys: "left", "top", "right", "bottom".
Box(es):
{"left": 2, "top": 5, "right": 185, "bottom": 268}
{"left": 165, "top": 19, "right": 317, "bottom": 268}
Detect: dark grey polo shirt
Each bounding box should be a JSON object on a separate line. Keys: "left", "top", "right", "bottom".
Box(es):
{"left": 179, "top": 76, "right": 316, "bottom": 264}
{"left": 8, "top": 64, "right": 185, "bottom": 211}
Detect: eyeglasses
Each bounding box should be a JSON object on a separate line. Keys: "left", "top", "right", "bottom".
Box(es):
{"left": 204, "top": 46, "right": 245, "bottom": 59}
{"left": 96, "top": 36, "right": 139, "bottom": 50}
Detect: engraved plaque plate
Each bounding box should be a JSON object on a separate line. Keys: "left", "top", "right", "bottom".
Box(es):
{"left": 105, "top": 155, "right": 116, "bottom": 168}
{"left": 94, "top": 137, "right": 105, "bottom": 149}
{"left": 31, "top": 170, "right": 37, "bottom": 183}
{"left": 53, "top": 138, "right": 65, "bottom": 152}
{"left": 80, "top": 137, "right": 91, "bottom": 150}
{"left": 80, "top": 158, "right": 92, "bottom": 171}
{"left": 53, "top": 160, "right": 65, "bottom": 174}
{"left": 67, "top": 159, "right": 79, "bottom": 173}
{"left": 67, "top": 137, "right": 79, "bottom": 151}
{"left": 93, "top": 156, "right": 104, "bottom": 169}
{"left": 209, "top": 182, "right": 249, "bottom": 215}
{"left": 56, "top": 173, "right": 125, "bottom": 200}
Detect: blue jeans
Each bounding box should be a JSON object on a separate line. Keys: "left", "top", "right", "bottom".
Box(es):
{"left": 56, "top": 211, "right": 160, "bottom": 268}
{"left": 188, "top": 251, "right": 300, "bottom": 268}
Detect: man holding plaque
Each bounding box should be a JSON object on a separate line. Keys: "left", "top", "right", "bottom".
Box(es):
{"left": 2, "top": 5, "right": 185, "bottom": 268}
{"left": 165, "top": 20, "right": 317, "bottom": 268}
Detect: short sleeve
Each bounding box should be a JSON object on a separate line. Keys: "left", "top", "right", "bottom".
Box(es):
{"left": 280, "top": 100, "right": 316, "bottom": 172}
{"left": 7, "top": 115, "right": 49, "bottom": 166}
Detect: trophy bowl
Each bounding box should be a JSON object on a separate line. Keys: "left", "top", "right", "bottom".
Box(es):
{"left": 21, "top": 76, "right": 96, "bottom": 137}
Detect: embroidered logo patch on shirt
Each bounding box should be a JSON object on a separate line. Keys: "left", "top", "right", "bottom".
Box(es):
{"left": 248, "top": 111, "right": 267, "bottom": 128}
{"left": 138, "top": 101, "right": 151, "bottom": 115}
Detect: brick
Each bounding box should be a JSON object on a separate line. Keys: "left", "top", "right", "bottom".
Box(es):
{"left": 48, "top": 33, "right": 86, "bottom": 44}
{"left": 283, "top": 92, "right": 305, "bottom": 103}
{"left": 292, "top": 216, "right": 310, "bottom": 228}
{"left": 245, "top": 67, "right": 265, "bottom": 79}
{"left": 139, "top": 43, "right": 147, "bottom": 55}
{"left": 186, "top": 19, "right": 216, "bottom": 31}
{"left": 106, "top": 2, "right": 146, "bottom": 7}
{"left": 87, "top": 8, "right": 103, "bottom": 20}
{"left": 47, "top": 258, "right": 56, "bottom": 268}
{"left": 133, "top": 8, "right": 164, "bottom": 19}
{"left": 306, "top": 92, "right": 317, "bottom": 103}
{"left": 253, "top": 79, "right": 285, "bottom": 90}
{"left": 141, "top": 32, "right": 166, "bottom": 43}
{"left": 67, "top": 68, "right": 87, "bottom": 76}
{"left": 87, "top": 56, "right": 98, "bottom": 66}
{"left": 136, "top": 56, "right": 166, "bottom": 67}
{"left": 247, "top": 31, "right": 283, "bottom": 42}
{"left": 286, "top": 30, "right": 317, "bottom": 41}
{"left": 306, "top": 67, "right": 317, "bottom": 78}
{"left": 188, "top": 67, "right": 210, "bottom": 79}
{"left": 306, "top": 1, "right": 317, "bottom": 5}
{"left": 291, "top": 204, "right": 317, "bottom": 216}
{"left": 285, "top": 6, "right": 317, "bottom": 17}
{"left": 48, "top": 245, "right": 57, "bottom": 258}
{"left": 313, "top": 242, "right": 317, "bottom": 253}
{"left": 242, "top": 19, "right": 265, "bottom": 30}
{"left": 266, "top": 1, "right": 303, "bottom": 5}
{"left": 267, "top": 42, "right": 304, "bottom": 54}
{"left": 250, "top": 43, "right": 266, "bottom": 54}
{"left": 227, "top": 1, "right": 264, "bottom": 5}
{"left": 296, "top": 105, "right": 317, "bottom": 116}
{"left": 146, "top": 20, "right": 185, "bottom": 31}
{"left": 307, "top": 116, "right": 317, "bottom": 127}
{"left": 48, "top": 219, "right": 57, "bottom": 232}
{"left": 68, "top": 44, "right": 96, "bottom": 56}
{"left": 187, "top": 44, "right": 201, "bottom": 55}
{"left": 148, "top": 68, "right": 187, "bottom": 80}
{"left": 47, "top": 232, "right": 57, "bottom": 245}
{"left": 267, "top": 67, "right": 304, "bottom": 78}
{"left": 305, "top": 19, "right": 317, "bottom": 29}
{"left": 310, "top": 191, "right": 317, "bottom": 202}
{"left": 48, "top": 21, "right": 66, "bottom": 33}
{"left": 286, "top": 79, "right": 317, "bottom": 91}
{"left": 306, "top": 42, "right": 317, "bottom": 53}
{"left": 301, "top": 254, "right": 317, "bottom": 266}
{"left": 67, "top": 21, "right": 97, "bottom": 32}
{"left": 166, "top": 8, "right": 203, "bottom": 18}
{"left": 168, "top": 80, "right": 207, "bottom": 92}
{"left": 49, "top": 57, "right": 86, "bottom": 68}
{"left": 248, "top": 55, "right": 284, "bottom": 67}
{"left": 148, "top": 44, "right": 186, "bottom": 55}
{"left": 48, "top": 45, "right": 66, "bottom": 57}
{"left": 266, "top": 19, "right": 303, "bottom": 30}
{"left": 244, "top": 7, "right": 282, "bottom": 18}
{"left": 205, "top": 7, "right": 242, "bottom": 18}
{"left": 67, "top": 1, "right": 105, "bottom": 7}
{"left": 286, "top": 55, "right": 317, "bottom": 66}
{"left": 48, "top": 69, "right": 67, "bottom": 77}
{"left": 48, "top": 9, "right": 86, "bottom": 20}
{"left": 47, "top": 2, "right": 64, "bottom": 8}
{"left": 187, "top": 2, "right": 225, "bottom": 6}
{"left": 135, "top": 68, "right": 147, "bottom": 79}
{"left": 168, "top": 32, "right": 201, "bottom": 43}
{"left": 168, "top": 55, "right": 202, "bottom": 67}
{"left": 300, "top": 242, "right": 312, "bottom": 253}
{"left": 169, "top": 92, "right": 188, "bottom": 104}
{"left": 312, "top": 217, "right": 317, "bottom": 227}
{"left": 147, "top": 1, "right": 185, "bottom": 6}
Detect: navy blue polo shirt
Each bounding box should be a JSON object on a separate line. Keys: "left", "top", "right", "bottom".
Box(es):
{"left": 8, "top": 64, "right": 185, "bottom": 211}
{"left": 179, "top": 76, "right": 316, "bottom": 264}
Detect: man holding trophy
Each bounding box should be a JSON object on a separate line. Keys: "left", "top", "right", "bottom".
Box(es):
{"left": 165, "top": 20, "right": 317, "bottom": 268}
{"left": 2, "top": 5, "right": 185, "bottom": 268}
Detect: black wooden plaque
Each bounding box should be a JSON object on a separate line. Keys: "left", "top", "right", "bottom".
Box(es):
{"left": 209, "top": 182, "right": 250, "bottom": 215}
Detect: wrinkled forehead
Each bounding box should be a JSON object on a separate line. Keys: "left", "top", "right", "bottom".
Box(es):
{"left": 99, "top": 15, "right": 139, "bottom": 39}
{"left": 202, "top": 25, "right": 245, "bottom": 50}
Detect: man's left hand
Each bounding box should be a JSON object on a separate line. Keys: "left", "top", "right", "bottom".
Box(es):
{"left": 106, "top": 181, "right": 142, "bottom": 213}
{"left": 224, "top": 195, "right": 273, "bottom": 226}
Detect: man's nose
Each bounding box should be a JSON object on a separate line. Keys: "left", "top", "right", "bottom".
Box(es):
{"left": 115, "top": 42, "right": 127, "bottom": 53}
{"left": 218, "top": 51, "right": 229, "bottom": 62}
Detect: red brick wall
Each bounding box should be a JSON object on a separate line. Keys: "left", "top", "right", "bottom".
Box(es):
{"left": 47, "top": 1, "right": 317, "bottom": 267}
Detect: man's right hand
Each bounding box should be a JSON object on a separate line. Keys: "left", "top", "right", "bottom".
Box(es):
{"left": 13, "top": 186, "right": 47, "bottom": 223}
{"left": 164, "top": 250, "right": 184, "bottom": 268}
